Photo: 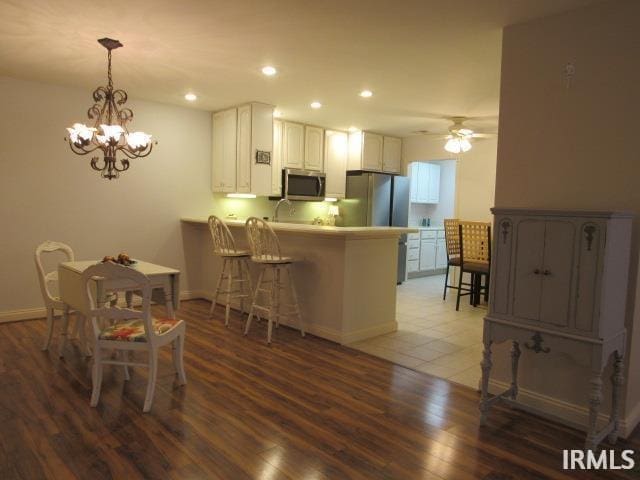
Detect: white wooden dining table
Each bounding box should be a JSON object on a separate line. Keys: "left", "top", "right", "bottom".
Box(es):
{"left": 57, "top": 260, "right": 180, "bottom": 355}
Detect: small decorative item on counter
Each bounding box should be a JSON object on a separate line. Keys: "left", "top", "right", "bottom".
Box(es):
{"left": 312, "top": 217, "right": 325, "bottom": 225}
{"left": 327, "top": 205, "right": 340, "bottom": 226}
{"left": 427, "top": 218, "right": 431, "bottom": 227}
{"left": 226, "top": 213, "right": 237, "bottom": 220}
{"left": 421, "top": 218, "right": 427, "bottom": 226}
{"left": 102, "top": 252, "right": 136, "bottom": 266}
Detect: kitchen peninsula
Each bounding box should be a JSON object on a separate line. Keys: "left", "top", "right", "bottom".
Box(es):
{"left": 181, "top": 217, "right": 417, "bottom": 344}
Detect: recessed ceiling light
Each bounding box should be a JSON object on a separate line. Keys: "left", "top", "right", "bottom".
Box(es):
{"left": 359, "top": 90, "right": 373, "bottom": 98}
{"left": 262, "top": 66, "right": 277, "bottom": 76}
{"left": 273, "top": 109, "right": 283, "bottom": 118}
{"left": 184, "top": 93, "right": 197, "bottom": 101}
{"left": 310, "top": 101, "right": 322, "bottom": 109}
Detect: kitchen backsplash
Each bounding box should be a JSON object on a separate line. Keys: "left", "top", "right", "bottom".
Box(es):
{"left": 211, "top": 194, "right": 337, "bottom": 223}
{"left": 409, "top": 203, "right": 444, "bottom": 227}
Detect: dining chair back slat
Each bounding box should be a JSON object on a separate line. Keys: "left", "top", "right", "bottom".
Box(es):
{"left": 444, "top": 219, "right": 461, "bottom": 260}
{"left": 245, "top": 217, "right": 283, "bottom": 262}
{"left": 208, "top": 215, "right": 238, "bottom": 255}
{"left": 459, "top": 221, "right": 491, "bottom": 264}
{"left": 35, "top": 241, "right": 75, "bottom": 351}
{"left": 81, "top": 262, "right": 154, "bottom": 342}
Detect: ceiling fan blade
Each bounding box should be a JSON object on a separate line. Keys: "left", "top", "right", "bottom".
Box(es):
{"left": 471, "top": 133, "right": 496, "bottom": 138}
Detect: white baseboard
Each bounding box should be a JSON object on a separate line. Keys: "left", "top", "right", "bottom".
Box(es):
{"left": 0, "top": 290, "right": 207, "bottom": 323}
{"left": 0, "top": 307, "right": 47, "bottom": 323}
{"left": 489, "top": 379, "right": 638, "bottom": 438}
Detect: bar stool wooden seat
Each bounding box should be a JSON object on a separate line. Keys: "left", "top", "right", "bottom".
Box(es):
{"left": 456, "top": 221, "right": 492, "bottom": 311}
{"left": 207, "top": 215, "right": 253, "bottom": 326}
{"left": 243, "top": 217, "right": 304, "bottom": 344}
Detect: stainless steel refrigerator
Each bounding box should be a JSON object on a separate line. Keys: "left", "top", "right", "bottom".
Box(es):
{"left": 342, "top": 172, "right": 410, "bottom": 284}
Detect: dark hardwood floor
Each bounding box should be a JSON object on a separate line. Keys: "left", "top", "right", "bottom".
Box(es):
{"left": 1, "top": 299, "right": 638, "bottom": 479}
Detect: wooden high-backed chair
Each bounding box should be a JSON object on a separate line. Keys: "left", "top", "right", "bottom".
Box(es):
{"left": 456, "top": 221, "right": 491, "bottom": 311}
{"left": 442, "top": 219, "right": 461, "bottom": 300}
{"left": 244, "top": 217, "right": 304, "bottom": 344}
{"left": 82, "top": 262, "right": 187, "bottom": 412}
{"left": 35, "top": 241, "right": 75, "bottom": 353}
{"left": 208, "top": 215, "right": 253, "bottom": 326}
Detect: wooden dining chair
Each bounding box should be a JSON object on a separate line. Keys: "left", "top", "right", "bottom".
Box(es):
{"left": 35, "top": 241, "right": 75, "bottom": 354}
{"left": 456, "top": 221, "right": 492, "bottom": 311}
{"left": 442, "top": 218, "right": 461, "bottom": 300}
{"left": 82, "top": 262, "right": 187, "bottom": 412}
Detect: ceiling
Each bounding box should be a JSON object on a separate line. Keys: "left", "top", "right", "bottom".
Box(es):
{"left": 0, "top": 0, "right": 602, "bottom": 136}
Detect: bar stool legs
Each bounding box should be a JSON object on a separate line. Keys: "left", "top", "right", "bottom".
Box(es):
{"left": 210, "top": 257, "right": 252, "bottom": 326}
{"left": 244, "top": 264, "right": 304, "bottom": 344}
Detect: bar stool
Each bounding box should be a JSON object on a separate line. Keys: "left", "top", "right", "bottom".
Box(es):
{"left": 456, "top": 221, "right": 492, "bottom": 311}
{"left": 243, "top": 217, "right": 304, "bottom": 344}
{"left": 208, "top": 215, "right": 253, "bottom": 326}
{"left": 442, "top": 218, "right": 461, "bottom": 300}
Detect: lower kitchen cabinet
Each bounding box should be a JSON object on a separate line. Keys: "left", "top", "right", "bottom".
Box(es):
{"left": 407, "top": 229, "right": 447, "bottom": 277}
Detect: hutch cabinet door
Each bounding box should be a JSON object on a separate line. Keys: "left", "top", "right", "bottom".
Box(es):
{"left": 539, "top": 221, "right": 575, "bottom": 327}
{"left": 512, "top": 219, "right": 545, "bottom": 321}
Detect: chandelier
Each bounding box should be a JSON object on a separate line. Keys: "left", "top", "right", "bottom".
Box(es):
{"left": 65, "top": 38, "right": 155, "bottom": 180}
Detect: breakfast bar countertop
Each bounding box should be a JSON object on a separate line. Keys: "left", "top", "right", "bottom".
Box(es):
{"left": 181, "top": 217, "right": 418, "bottom": 239}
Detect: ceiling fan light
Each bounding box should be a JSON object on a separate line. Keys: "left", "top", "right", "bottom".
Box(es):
{"left": 444, "top": 138, "right": 461, "bottom": 154}
{"left": 458, "top": 128, "right": 473, "bottom": 137}
{"left": 460, "top": 138, "right": 472, "bottom": 152}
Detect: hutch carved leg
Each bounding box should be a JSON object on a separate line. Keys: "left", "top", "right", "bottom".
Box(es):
{"left": 510, "top": 341, "right": 521, "bottom": 400}
{"left": 608, "top": 351, "right": 624, "bottom": 444}
{"left": 586, "top": 369, "right": 604, "bottom": 450}
{"left": 479, "top": 340, "right": 493, "bottom": 425}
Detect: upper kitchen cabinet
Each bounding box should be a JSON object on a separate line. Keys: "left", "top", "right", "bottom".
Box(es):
{"left": 211, "top": 108, "right": 237, "bottom": 193}
{"left": 348, "top": 131, "right": 383, "bottom": 171}
{"left": 272, "top": 119, "right": 283, "bottom": 195}
{"left": 324, "top": 130, "right": 348, "bottom": 198}
{"left": 410, "top": 162, "right": 440, "bottom": 204}
{"left": 382, "top": 136, "right": 402, "bottom": 174}
{"left": 282, "top": 121, "right": 305, "bottom": 170}
{"left": 211, "top": 102, "right": 274, "bottom": 196}
{"left": 304, "top": 126, "right": 324, "bottom": 171}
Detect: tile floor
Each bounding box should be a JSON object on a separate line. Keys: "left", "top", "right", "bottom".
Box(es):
{"left": 348, "top": 274, "right": 486, "bottom": 389}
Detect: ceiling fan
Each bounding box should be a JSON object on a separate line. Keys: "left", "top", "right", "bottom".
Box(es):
{"left": 414, "top": 116, "right": 496, "bottom": 154}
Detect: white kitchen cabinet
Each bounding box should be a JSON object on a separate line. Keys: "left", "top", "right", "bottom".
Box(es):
{"left": 283, "top": 121, "right": 305, "bottom": 169}
{"left": 211, "top": 108, "right": 237, "bottom": 193}
{"left": 419, "top": 239, "right": 436, "bottom": 271}
{"left": 427, "top": 163, "right": 440, "bottom": 203}
{"left": 407, "top": 259, "right": 419, "bottom": 273}
{"left": 272, "top": 119, "right": 283, "bottom": 195}
{"left": 324, "top": 130, "right": 348, "bottom": 198}
{"left": 304, "top": 126, "right": 324, "bottom": 171}
{"left": 407, "top": 228, "right": 447, "bottom": 276}
{"left": 409, "top": 162, "right": 440, "bottom": 204}
{"left": 482, "top": 208, "right": 633, "bottom": 449}
{"left": 382, "top": 136, "right": 402, "bottom": 173}
{"left": 348, "top": 131, "right": 384, "bottom": 171}
{"left": 236, "top": 105, "right": 252, "bottom": 192}
{"left": 435, "top": 238, "right": 448, "bottom": 268}
{"left": 212, "top": 102, "right": 273, "bottom": 196}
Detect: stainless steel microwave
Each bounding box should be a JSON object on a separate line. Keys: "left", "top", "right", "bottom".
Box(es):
{"left": 281, "top": 168, "right": 326, "bottom": 201}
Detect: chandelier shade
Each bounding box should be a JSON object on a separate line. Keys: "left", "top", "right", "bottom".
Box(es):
{"left": 65, "top": 38, "right": 155, "bottom": 180}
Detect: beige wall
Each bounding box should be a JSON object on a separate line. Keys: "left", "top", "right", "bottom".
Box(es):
{"left": 494, "top": 0, "right": 640, "bottom": 430}
{"left": 402, "top": 135, "right": 497, "bottom": 222}
{"left": 0, "top": 76, "right": 213, "bottom": 313}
